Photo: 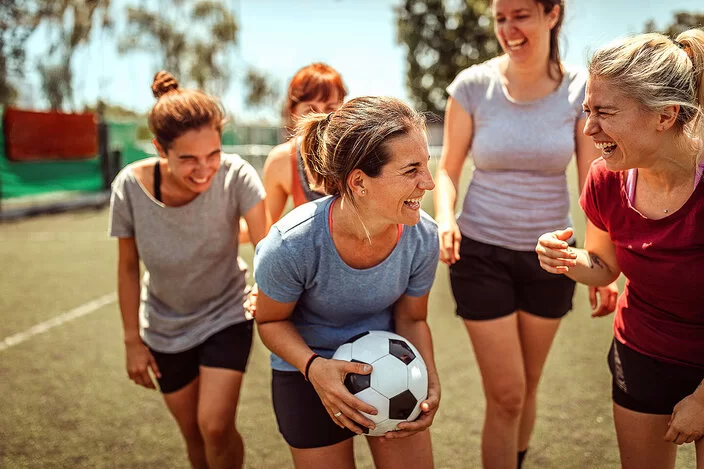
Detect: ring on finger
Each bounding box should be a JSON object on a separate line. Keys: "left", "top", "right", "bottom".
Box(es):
{"left": 333, "top": 411, "right": 342, "bottom": 418}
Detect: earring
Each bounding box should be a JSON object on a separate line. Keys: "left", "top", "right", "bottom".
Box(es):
{"left": 361, "top": 189, "right": 366, "bottom": 195}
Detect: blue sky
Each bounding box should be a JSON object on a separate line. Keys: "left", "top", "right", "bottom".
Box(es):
{"left": 20, "top": 0, "right": 702, "bottom": 123}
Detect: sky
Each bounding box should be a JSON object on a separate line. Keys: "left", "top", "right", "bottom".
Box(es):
{"left": 19, "top": 0, "right": 703, "bottom": 124}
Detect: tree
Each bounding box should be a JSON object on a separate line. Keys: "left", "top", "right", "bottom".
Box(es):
{"left": 244, "top": 68, "right": 279, "bottom": 109}
{"left": 396, "top": 0, "right": 498, "bottom": 116}
{"left": 119, "top": 0, "right": 237, "bottom": 97}
{"left": 34, "top": 0, "right": 112, "bottom": 110}
{"left": 644, "top": 11, "right": 704, "bottom": 37}
{"left": 0, "top": 1, "right": 41, "bottom": 106}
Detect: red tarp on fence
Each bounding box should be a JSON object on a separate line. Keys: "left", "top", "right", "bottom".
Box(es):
{"left": 3, "top": 108, "right": 98, "bottom": 161}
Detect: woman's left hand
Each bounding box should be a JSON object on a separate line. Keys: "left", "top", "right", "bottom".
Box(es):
{"left": 384, "top": 374, "right": 440, "bottom": 439}
{"left": 589, "top": 281, "right": 619, "bottom": 318}
{"left": 664, "top": 391, "right": 704, "bottom": 444}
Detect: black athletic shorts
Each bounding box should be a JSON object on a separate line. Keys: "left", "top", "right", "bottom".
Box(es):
{"left": 272, "top": 370, "right": 357, "bottom": 449}
{"left": 149, "top": 320, "right": 254, "bottom": 394}
{"left": 609, "top": 338, "right": 704, "bottom": 415}
{"left": 449, "top": 236, "right": 576, "bottom": 320}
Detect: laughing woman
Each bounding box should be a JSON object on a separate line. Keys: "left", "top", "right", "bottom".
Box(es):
{"left": 254, "top": 97, "right": 440, "bottom": 469}
{"left": 433, "top": 1, "right": 617, "bottom": 467}
{"left": 536, "top": 30, "right": 704, "bottom": 469}
{"left": 108, "top": 71, "right": 267, "bottom": 469}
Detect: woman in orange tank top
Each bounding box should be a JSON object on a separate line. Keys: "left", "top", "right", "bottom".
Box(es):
{"left": 263, "top": 63, "right": 347, "bottom": 221}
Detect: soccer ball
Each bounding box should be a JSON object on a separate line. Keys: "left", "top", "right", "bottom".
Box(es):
{"left": 332, "top": 330, "right": 428, "bottom": 436}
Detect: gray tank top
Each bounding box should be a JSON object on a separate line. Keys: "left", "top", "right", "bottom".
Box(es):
{"left": 295, "top": 141, "right": 325, "bottom": 203}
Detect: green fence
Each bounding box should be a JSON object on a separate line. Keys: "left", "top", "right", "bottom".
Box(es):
{"left": 0, "top": 111, "right": 281, "bottom": 212}
{"left": 0, "top": 109, "right": 103, "bottom": 200}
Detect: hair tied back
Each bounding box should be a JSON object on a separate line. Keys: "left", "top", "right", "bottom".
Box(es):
{"left": 152, "top": 71, "right": 180, "bottom": 99}
{"left": 674, "top": 40, "right": 693, "bottom": 60}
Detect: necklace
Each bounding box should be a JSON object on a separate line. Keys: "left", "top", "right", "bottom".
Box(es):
{"left": 663, "top": 209, "right": 669, "bottom": 213}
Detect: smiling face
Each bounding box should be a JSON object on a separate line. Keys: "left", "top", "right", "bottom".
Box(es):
{"left": 155, "top": 125, "right": 222, "bottom": 194}
{"left": 362, "top": 129, "right": 435, "bottom": 226}
{"left": 582, "top": 77, "right": 662, "bottom": 171}
{"left": 492, "top": 0, "right": 558, "bottom": 65}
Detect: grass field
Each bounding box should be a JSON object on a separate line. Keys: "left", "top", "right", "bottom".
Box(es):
{"left": 0, "top": 160, "right": 696, "bottom": 468}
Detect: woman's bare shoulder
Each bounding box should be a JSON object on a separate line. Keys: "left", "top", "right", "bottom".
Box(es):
{"left": 264, "top": 141, "right": 293, "bottom": 179}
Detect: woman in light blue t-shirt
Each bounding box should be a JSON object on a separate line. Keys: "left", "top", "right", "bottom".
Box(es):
{"left": 433, "top": 0, "right": 619, "bottom": 468}
{"left": 254, "top": 96, "right": 440, "bottom": 469}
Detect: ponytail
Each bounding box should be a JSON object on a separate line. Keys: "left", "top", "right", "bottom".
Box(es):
{"left": 297, "top": 112, "right": 337, "bottom": 195}
{"left": 676, "top": 28, "right": 704, "bottom": 161}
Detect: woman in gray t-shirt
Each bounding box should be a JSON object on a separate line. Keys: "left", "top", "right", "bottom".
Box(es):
{"left": 433, "top": 1, "right": 618, "bottom": 467}
{"left": 108, "top": 71, "right": 267, "bottom": 469}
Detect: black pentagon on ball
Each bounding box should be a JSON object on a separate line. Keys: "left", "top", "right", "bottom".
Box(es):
{"left": 344, "top": 359, "right": 371, "bottom": 393}
{"left": 344, "top": 331, "right": 370, "bottom": 344}
{"left": 388, "top": 390, "right": 419, "bottom": 420}
{"left": 389, "top": 339, "right": 416, "bottom": 365}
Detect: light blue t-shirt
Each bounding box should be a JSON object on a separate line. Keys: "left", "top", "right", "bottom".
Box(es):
{"left": 254, "top": 196, "right": 439, "bottom": 371}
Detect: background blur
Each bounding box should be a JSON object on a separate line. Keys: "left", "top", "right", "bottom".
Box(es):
{"left": 1, "top": 1, "right": 702, "bottom": 468}
{"left": 3, "top": 0, "right": 703, "bottom": 122}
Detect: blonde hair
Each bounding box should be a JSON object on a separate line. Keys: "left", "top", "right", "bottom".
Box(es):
{"left": 588, "top": 29, "right": 704, "bottom": 159}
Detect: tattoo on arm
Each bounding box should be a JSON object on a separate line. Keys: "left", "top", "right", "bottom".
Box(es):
{"left": 587, "top": 254, "right": 606, "bottom": 269}
{"left": 588, "top": 254, "right": 605, "bottom": 270}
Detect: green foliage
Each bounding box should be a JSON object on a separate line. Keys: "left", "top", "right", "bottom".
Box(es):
{"left": 0, "top": 0, "right": 41, "bottom": 106}
{"left": 245, "top": 68, "right": 280, "bottom": 109}
{"left": 644, "top": 11, "right": 704, "bottom": 36}
{"left": 83, "top": 101, "right": 143, "bottom": 120}
{"left": 33, "top": 0, "right": 112, "bottom": 110}
{"left": 119, "top": 0, "right": 238, "bottom": 97}
{"left": 396, "top": 0, "right": 498, "bottom": 116}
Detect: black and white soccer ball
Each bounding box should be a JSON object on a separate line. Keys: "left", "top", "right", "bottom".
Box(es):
{"left": 332, "top": 330, "right": 428, "bottom": 436}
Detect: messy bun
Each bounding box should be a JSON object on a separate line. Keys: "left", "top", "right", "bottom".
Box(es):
{"left": 151, "top": 71, "right": 180, "bottom": 99}
{"left": 147, "top": 71, "right": 227, "bottom": 150}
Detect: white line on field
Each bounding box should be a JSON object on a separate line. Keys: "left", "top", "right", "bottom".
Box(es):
{"left": 0, "top": 293, "right": 117, "bottom": 352}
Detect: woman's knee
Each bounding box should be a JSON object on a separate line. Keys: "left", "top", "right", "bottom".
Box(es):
{"left": 485, "top": 381, "right": 527, "bottom": 419}
{"left": 198, "top": 414, "right": 236, "bottom": 444}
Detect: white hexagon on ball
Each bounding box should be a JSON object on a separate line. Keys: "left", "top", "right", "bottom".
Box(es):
{"left": 407, "top": 360, "right": 428, "bottom": 401}
{"left": 374, "top": 419, "right": 402, "bottom": 434}
{"left": 355, "top": 387, "right": 389, "bottom": 426}
{"left": 350, "top": 333, "right": 390, "bottom": 365}
{"left": 371, "top": 354, "right": 409, "bottom": 398}
{"left": 333, "top": 342, "right": 353, "bottom": 362}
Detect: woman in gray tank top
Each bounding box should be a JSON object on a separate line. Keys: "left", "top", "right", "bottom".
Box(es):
{"left": 108, "top": 71, "right": 268, "bottom": 469}
{"left": 433, "top": 1, "right": 619, "bottom": 468}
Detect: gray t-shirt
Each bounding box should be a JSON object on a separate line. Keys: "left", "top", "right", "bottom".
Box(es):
{"left": 108, "top": 154, "right": 265, "bottom": 352}
{"left": 254, "top": 196, "right": 439, "bottom": 371}
{"left": 447, "top": 57, "right": 586, "bottom": 251}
